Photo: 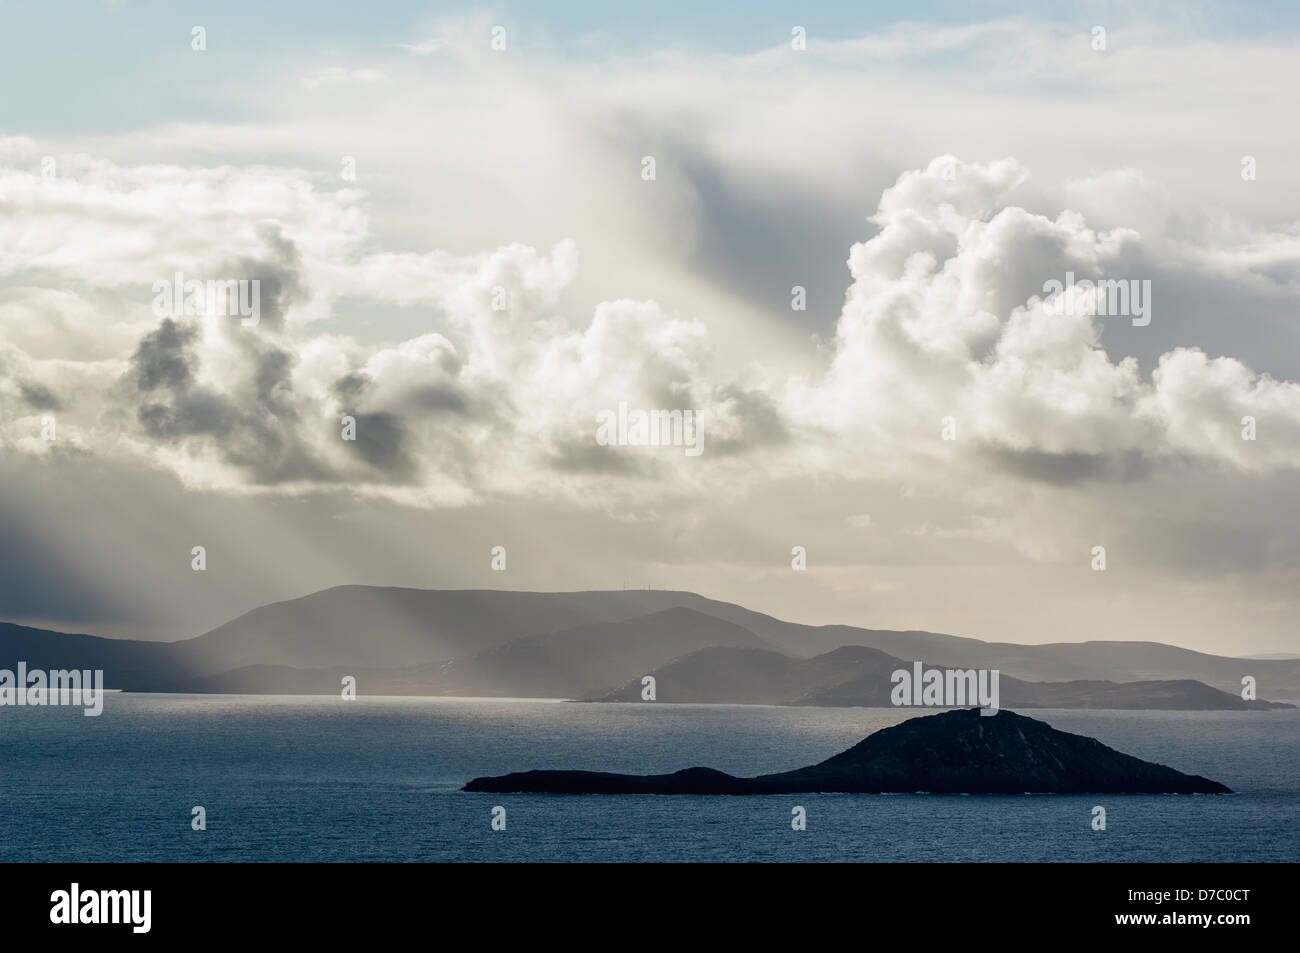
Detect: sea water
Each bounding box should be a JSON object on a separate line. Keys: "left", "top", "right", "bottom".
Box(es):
{"left": 1, "top": 695, "right": 1295, "bottom": 862}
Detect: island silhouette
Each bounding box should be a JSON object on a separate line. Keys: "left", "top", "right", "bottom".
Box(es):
{"left": 464, "top": 708, "right": 1232, "bottom": 794}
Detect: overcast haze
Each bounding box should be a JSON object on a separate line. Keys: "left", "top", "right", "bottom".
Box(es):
{"left": 2, "top": 2, "right": 1299, "bottom": 654}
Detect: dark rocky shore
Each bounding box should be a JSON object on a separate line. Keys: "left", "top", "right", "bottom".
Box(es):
{"left": 463, "top": 708, "right": 1232, "bottom": 795}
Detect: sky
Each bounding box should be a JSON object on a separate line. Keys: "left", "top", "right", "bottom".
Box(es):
{"left": 1, "top": 2, "right": 1299, "bottom": 654}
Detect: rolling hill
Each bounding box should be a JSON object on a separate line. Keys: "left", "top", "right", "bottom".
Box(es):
{"left": 588, "top": 644, "right": 1292, "bottom": 710}
{"left": 3, "top": 586, "right": 1297, "bottom": 704}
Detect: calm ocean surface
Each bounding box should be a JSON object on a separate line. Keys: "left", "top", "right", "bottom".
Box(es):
{"left": 2, "top": 695, "right": 1296, "bottom": 862}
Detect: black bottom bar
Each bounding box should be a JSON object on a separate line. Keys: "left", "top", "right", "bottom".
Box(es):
{"left": 4, "top": 862, "right": 1288, "bottom": 940}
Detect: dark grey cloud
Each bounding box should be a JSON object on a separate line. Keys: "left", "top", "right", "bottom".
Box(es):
{"left": 980, "top": 447, "right": 1151, "bottom": 484}
{"left": 543, "top": 435, "right": 664, "bottom": 476}
{"left": 332, "top": 370, "right": 469, "bottom": 417}
{"left": 217, "top": 222, "right": 306, "bottom": 333}
{"left": 332, "top": 372, "right": 369, "bottom": 404}
{"left": 133, "top": 318, "right": 197, "bottom": 392}
{"left": 18, "top": 379, "right": 61, "bottom": 410}
{"left": 349, "top": 411, "right": 417, "bottom": 481}
{"left": 701, "top": 383, "right": 789, "bottom": 457}
{"left": 123, "top": 229, "right": 352, "bottom": 485}
{"left": 327, "top": 371, "right": 472, "bottom": 483}
{"left": 129, "top": 317, "right": 336, "bottom": 484}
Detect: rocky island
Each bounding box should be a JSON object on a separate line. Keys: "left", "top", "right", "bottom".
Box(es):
{"left": 463, "top": 708, "right": 1232, "bottom": 795}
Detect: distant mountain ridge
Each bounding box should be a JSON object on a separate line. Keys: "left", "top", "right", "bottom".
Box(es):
{"left": 588, "top": 645, "right": 1291, "bottom": 710}
{"left": 158, "top": 607, "right": 765, "bottom": 699}
{"left": 179, "top": 587, "right": 716, "bottom": 670}
{"left": 2, "top": 586, "right": 1297, "bottom": 706}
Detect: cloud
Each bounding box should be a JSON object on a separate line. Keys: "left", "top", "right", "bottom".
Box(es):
{"left": 4, "top": 146, "right": 1300, "bottom": 510}
{"left": 793, "top": 156, "right": 1300, "bottom": 486}
{"left": 7, "top": 16, "right": 1300, "bottom": 650}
